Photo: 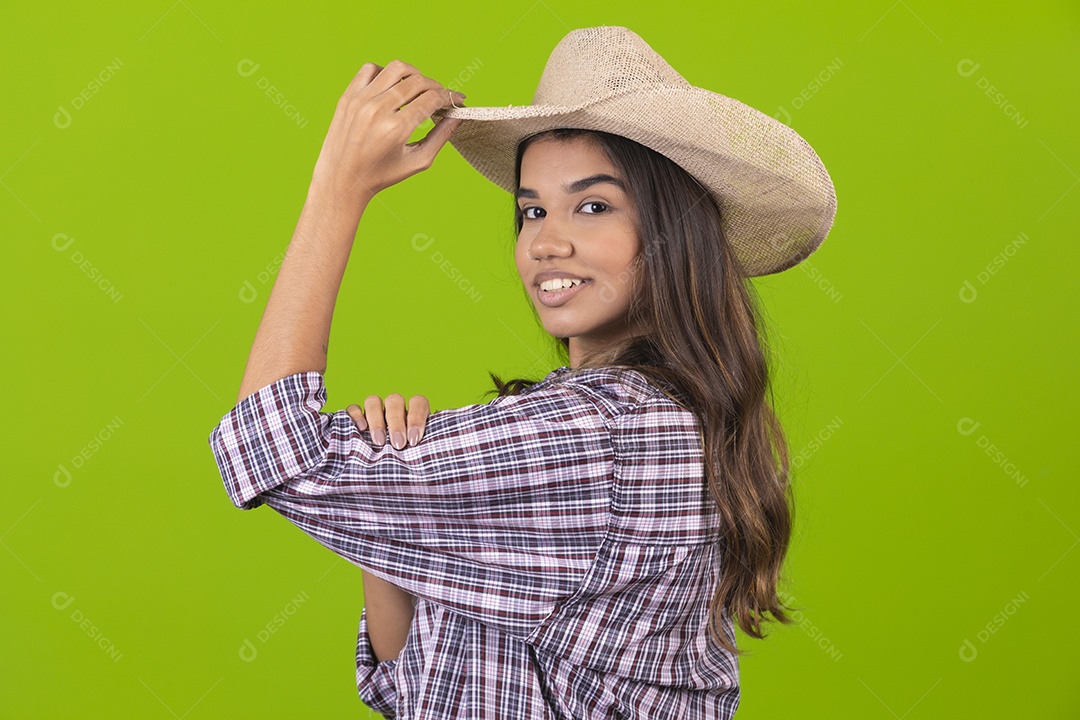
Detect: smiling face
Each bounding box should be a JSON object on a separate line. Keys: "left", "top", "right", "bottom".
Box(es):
{"left": 515, "top": 134, "right": 643, "bottom": 369}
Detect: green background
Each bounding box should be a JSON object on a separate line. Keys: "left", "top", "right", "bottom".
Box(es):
{"left": 5, "top": 1, "right": 1077, "bottom": 717}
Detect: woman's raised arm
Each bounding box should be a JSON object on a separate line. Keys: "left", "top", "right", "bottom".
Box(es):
{"left": 235, "top": 60, "right": 464, "bottom": 402}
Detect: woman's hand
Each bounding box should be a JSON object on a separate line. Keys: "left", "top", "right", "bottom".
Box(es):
{"left": 347, "top": 392, "right": 433, "bottom": 450}
{"left": 310, "top": 59, "right": 466, "bottom": 210}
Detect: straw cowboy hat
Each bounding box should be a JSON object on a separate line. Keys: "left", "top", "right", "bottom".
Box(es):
{"left": 431, "top": 25, "right": 837, "bottom": 277}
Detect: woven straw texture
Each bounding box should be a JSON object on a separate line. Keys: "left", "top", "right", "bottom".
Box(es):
{"left": 431, "top": 26, "right": 837, "bottom": 277}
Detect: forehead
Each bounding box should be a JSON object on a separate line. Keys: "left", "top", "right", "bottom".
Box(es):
{"left": 519, "top": 135, "right": 618, "bottom": 180}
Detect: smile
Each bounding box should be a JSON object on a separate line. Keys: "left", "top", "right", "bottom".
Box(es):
{"left": 537, "top": 278, "right": 592, "bottom": 307}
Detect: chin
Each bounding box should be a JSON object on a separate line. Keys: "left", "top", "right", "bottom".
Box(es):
{"left": 538, "top": 318, "right": 585, "bottom": 338}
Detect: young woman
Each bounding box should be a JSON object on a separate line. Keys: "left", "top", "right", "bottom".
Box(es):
{"left": 209, "top": 26, "right": 836, "bottom": 719}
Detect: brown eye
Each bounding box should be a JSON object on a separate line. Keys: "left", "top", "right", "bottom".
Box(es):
{"left": 581, "top": 201, "right": 608, "bottom": 214}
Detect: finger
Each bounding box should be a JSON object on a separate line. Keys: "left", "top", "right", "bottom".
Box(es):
{"left": 346, "top": 403, "right": 367, "bottom": 431}
{"left": 389, "top": 73, "right": 445, "bottom": 112}
{"left": 383, "top": 393, "right": 408, "bottom": 450}
{"left": 364, "top": 395, "right": 387, "bottom": 446}
{"left": 431, "top": 96, "right": 464, "bottom": 124}
{"left": 409, "top": 98, "right": 463, "bottom": 164}
{"left": 343, "top": 62, "right": 383, "bottom": 97}
{"left": 393, "top": 81, "right": 456, "bottom": 142}
{"left": 362, "top": 58, "right": 425, "bottom": 100}
{"left": 406, "top": 395, "right": 431, "bottom": 447}
{"left": 399, "top": 83, "right": 465, "bottom": 126}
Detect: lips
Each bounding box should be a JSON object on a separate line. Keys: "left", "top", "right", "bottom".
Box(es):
{"left": 536, "top": 278, "right": 592, "bottom": 307}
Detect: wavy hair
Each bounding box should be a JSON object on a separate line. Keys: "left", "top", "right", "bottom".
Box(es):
{"left": 484, "top": 127, "right": 796, "bottom": 654}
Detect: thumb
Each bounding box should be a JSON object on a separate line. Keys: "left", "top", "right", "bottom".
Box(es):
{"left": 418, "top": 115, "right": 462, "bottom": 158}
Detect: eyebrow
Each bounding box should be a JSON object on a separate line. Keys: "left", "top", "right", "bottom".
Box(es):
{"left": 515, "top": 173, "right": 627, "bottom": 200}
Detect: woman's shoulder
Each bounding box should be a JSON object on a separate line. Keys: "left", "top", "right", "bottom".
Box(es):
{"left": 520, "top": 364, "right": 691, "bottom": 425}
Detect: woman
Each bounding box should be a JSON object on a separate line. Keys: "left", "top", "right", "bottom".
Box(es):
{"left": 209, "top": 26, "right": 836, "bottom": 719}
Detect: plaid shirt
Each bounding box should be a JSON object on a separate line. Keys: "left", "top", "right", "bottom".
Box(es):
{"left": 208, "top": 365, "right": 740, "bottom": 719}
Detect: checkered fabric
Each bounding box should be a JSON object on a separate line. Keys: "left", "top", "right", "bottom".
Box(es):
{"left": 208, "top": 366, "right": 740, "bottom": 718}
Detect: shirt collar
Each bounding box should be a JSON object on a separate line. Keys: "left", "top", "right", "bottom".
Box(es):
{"left": 529, "top": 365, "right": 661, "bottom": 405}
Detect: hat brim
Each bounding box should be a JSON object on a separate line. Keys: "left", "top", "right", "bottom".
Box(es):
{"left": 432, "top": 86, "right": 836, "bottom": 277}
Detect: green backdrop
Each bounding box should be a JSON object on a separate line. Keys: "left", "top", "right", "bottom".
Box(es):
{"left": 5, "top": 1, "right": 1077, "bottom": 717}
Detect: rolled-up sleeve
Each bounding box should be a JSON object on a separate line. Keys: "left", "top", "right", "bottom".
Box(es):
{"left": 207, "top": 371, "right": 617, "bottom": 638}
{"left": 355, "top": 607, "right": 398, "bottom": 717}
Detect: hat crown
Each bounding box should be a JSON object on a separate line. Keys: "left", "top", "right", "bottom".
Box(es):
{"left": 532, "top": 26, "right": 690, "bottom": 107}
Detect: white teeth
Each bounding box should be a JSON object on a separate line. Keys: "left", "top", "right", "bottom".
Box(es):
{"left": 540, "top": 278, "right": 586, "bottom": 292}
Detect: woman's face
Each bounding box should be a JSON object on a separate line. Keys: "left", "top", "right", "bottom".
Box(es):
{"left": 515, "top": 135, "right": 642, "bottom": 368}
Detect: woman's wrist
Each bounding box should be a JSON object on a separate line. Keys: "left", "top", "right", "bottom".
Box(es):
{"left": 305, "top": 176, "right": 375, "bottom": 228}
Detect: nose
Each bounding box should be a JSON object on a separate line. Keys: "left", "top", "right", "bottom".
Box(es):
{"left": 525, "top": 216, "right": 574, "bottom": 260}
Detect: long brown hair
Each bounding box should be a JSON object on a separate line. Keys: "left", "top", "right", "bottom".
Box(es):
{"left": 485, "top": 127, "right": 795, "bottom": 654}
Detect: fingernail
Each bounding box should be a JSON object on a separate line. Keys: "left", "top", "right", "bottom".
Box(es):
{"left": 372, "top": 428, "right": 385, "bottom": 446}
{"left": 407, "top": 427, "right": 419, "bottom": 447}
{"left": 391, "top": 431, "right": 406, "bottom": 450}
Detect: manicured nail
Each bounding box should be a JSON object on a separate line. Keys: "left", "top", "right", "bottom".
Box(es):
{"left": 372, "top": 428, "right": 385, "bottom": 446}
{"left": 407, "top": 427, "right": 419, "bottom": 447}
{"left": 391, "top": 431, "right": 406, "bottom": 450}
